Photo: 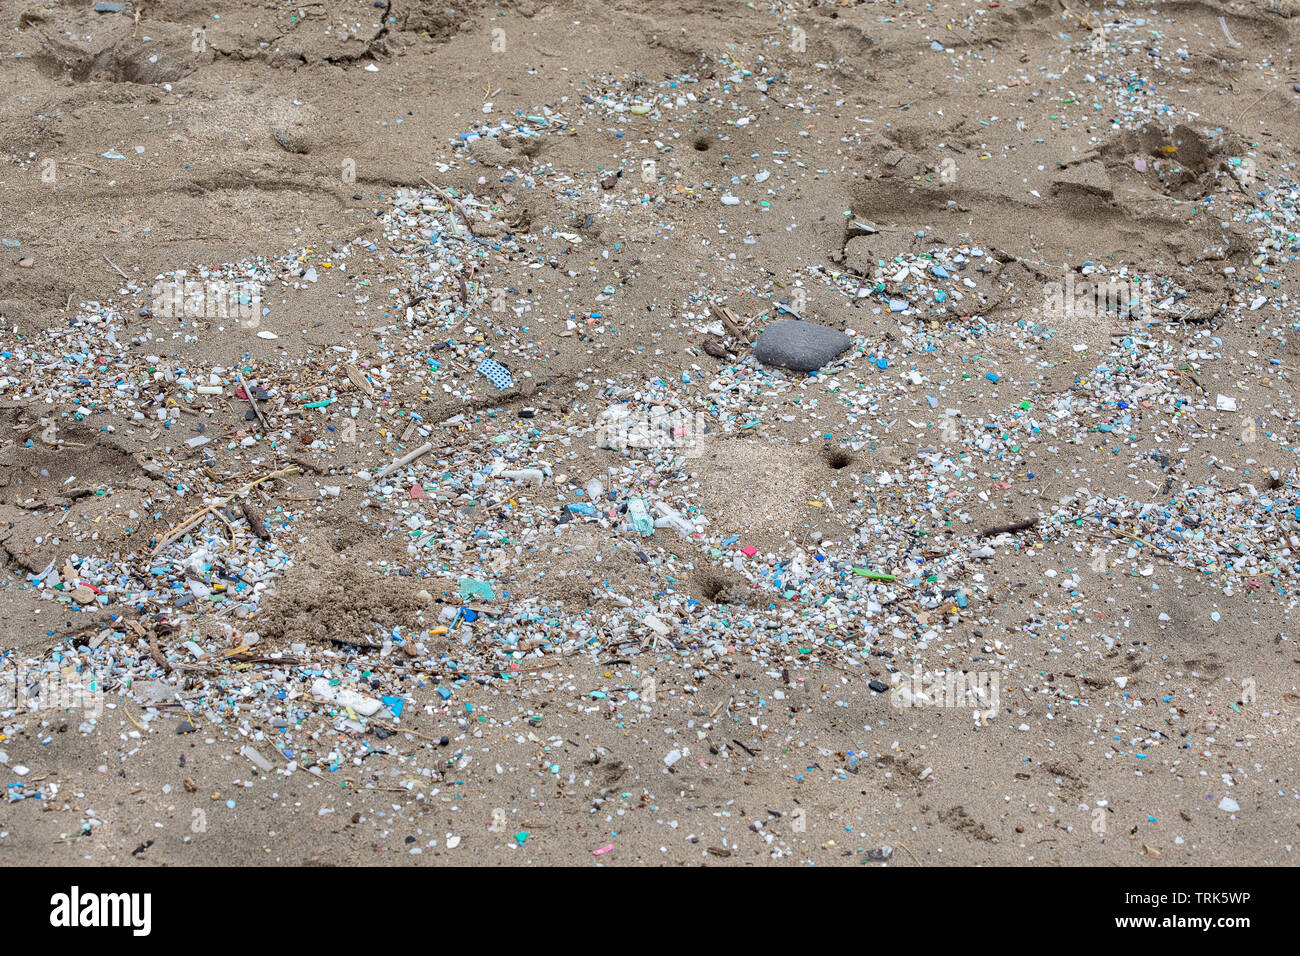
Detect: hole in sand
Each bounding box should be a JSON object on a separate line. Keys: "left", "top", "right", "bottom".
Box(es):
{"left": 824, "top": 447, "right": 854, "bottom": 470}
{"left": 693, "top": 570, "right": 752, "bottom": 606}
{"left": 696, "top": 572, "right": 728, "bottom": 602}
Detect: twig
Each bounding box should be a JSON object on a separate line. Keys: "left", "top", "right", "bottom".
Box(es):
{"left": 895, "top": 842, "right": 924, "bottom": 867}
{"left": 372, "top": 441, "right": 435, "bottom": 482}
{"left": 978, "top": 517, "right": 1038, "bottom": 538}
{"left": 236, "top": 370, "right": 271, "bottom": 432}
{"left": 103, "top": 254, "right": 129, "bottom": 279}
{"left": 147, "top": 634, "right": 172, "bottom": 674}
{"left": 150, "top": 465, "right": 300, "bottom": 557}
{"left": 284, "top": 454, "right": 322, "bottom": 474}
{"left": 712, "top": 304, "right": 752, "bottom": 346}
{"left": 239, "top": 499, "right": 270, "bottom": 540}
{"left": 420, "top": 176, "right": 470, "bottom": 233}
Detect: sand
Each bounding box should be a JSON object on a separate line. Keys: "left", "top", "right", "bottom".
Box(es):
{"left": 1, "top": 0, "right": 1299, "bottom": 866}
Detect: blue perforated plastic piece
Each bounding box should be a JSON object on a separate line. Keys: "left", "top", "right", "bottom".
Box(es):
{"left": 477, "top": 358, "right": 514, "bottom": 390}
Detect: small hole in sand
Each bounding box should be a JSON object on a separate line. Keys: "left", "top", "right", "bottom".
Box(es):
{"left": 696, "top": 572, "right": 728, "bottom": 602}
{"left": 824, "top": 448, "right": 854, "bottom": 470}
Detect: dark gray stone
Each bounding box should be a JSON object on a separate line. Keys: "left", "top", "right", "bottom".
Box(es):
{"left": 754, "top": 319, "right": 851, "bottom": 372}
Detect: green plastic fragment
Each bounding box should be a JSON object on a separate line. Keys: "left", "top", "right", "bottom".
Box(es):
{"left": 853, "top": 569, "right": 897, "bottom": 581}
{"left": 458, "top": 577, "right": 495, "bottom": 601}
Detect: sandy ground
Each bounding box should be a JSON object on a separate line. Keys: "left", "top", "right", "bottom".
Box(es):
{"left": 2, "top": 0, "right": 1300, "bottom": 866}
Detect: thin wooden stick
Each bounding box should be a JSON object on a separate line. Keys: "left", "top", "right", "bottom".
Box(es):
{"left": 978, "top": 516, "right": 1038, "bottom": 538}
{"left": 103, "top": 254, "right": 129, "bottom": 279}
{"left": 150, "top": 465, "right": 299, "bottom": 557}
{"left": 372, "top": 441, "right": 435, "bottom": 482}
{"left": 420, "top": 176, "right": 470, "bottom": 234}
{"left": 896, "top": 842, "right": 924, "bottom": 867}
{"left": 236, "top": 370, "right": 271, "bottom": 432}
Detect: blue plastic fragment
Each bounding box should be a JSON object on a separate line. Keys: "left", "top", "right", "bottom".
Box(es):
{"left": 476, "top": 359, "right": 514, "bottom": 390}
